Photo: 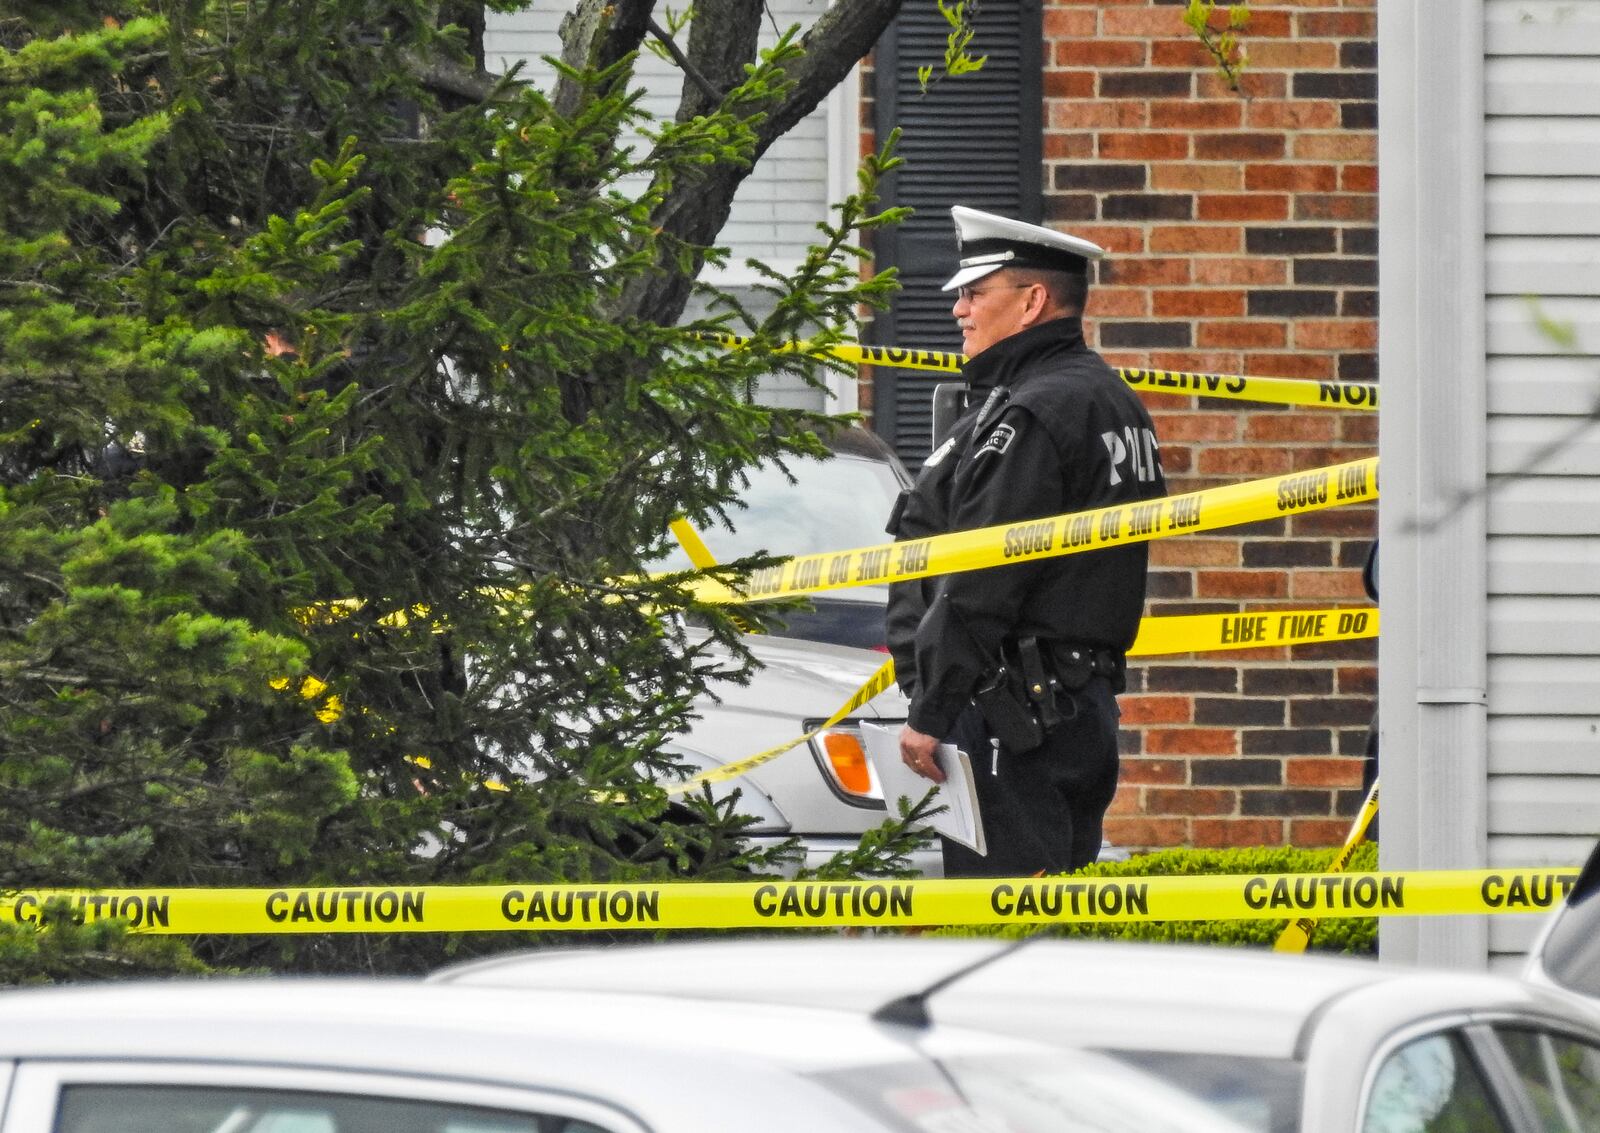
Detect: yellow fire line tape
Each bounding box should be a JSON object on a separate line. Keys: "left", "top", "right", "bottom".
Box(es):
{"left": 1129, "top": 606, "right": 1377, "bottom": 656}
{"left": 1, "top": 868, "right": 1573, "bottom": 934}
{"left": 1275, "top": 778, "right": 1380, "bottom": 953}
{"left": 668, "top": 517, "right": 719, "bottom": 569}
{"left": 702, "top": 334, "right": 1378, "bottom": 412}
{"left": 680, "top": 458, "right": 1379, "bottom": 605}
{"left": 668, "top": 517, "right": 762, "bottom": 635}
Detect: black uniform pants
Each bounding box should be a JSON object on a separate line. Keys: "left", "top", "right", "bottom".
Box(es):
{"left": 940, "top": 677, "right": 1121, "bottom": 878}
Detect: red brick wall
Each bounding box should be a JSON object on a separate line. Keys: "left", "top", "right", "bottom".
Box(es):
{"left": 861, "top": 1, "right": 1381, "bottom": 851}
{"left": 1041, "top": 0, "right": 1379, "bottom": 851}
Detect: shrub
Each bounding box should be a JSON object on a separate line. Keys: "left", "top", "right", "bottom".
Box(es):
{"left": 942, "top": 843, "right": 1379, "bottom": 954}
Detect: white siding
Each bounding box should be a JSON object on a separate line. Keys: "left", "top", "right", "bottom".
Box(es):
{"left": 1488, "top": 717, "right": 1600, "bottom": 774}
{"left": 1489, "top": 656, "right": 1600, "bottom": 716}
{"left": 1487, "top": 178, "right": 1600, "bottom": 236}
{"left": 1481, "top": 0, "right": 1600, "bottom": 967}
{"left": 483, "top": 2, "right": 835, "bottom": 282}
{"left": 1487, "top": 357, "right": 1600, "bottom": 415}
{"left": 1488, "top": 417, "right": 1600, "bottom": 477}
{"left": 1488, "top": 535, "right": 1600, "bottom": 593}
{"left": 1485, "top": 0, "right": 1600, "bottom": 54}
{"left": 1488, "top": 596, "right": 1600, "bottom": 653}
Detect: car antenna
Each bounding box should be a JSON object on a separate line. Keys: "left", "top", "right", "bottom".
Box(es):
{"left": 870, "top": 934, "right": 1038, "bottom": 1030}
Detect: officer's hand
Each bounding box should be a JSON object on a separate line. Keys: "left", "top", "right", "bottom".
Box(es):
{"left": 899, "top": 725, "right": 946, "bottom": 783}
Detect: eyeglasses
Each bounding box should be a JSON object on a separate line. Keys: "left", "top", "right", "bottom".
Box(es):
{"left": 956, "top": 282, "right": 1033, "bottom": 303}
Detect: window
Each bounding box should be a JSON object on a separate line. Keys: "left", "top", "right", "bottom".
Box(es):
{"left": 818, "top": 1049, "right": 1303, "bottom": 1133}
{"left": 1496, "top": 1027, "right": 1600, "bottom": 1132}
{"left": 53, "top": 1085, "right": 611, "bottom": 1133}
{"left": 1361, "top": 1033, "right": 1511, "bottom": 1133}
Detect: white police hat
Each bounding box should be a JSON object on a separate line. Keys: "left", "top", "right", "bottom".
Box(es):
{"left": 942, "top": 205, "right": 1105, "bottom": 291}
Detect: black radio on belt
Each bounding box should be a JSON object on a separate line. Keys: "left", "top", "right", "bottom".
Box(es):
{"left": 972, "top": 665, "right": 1044, "bottom": 755}
{"left": 972, "top": 637, "right": 1128, "bottom": 757}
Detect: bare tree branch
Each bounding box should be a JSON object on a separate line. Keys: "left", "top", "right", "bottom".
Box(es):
{"left": 403, "top": 49, "right": 501, "bottom": 103}
{"left": 759, "top": 0, "right": 905, "bottom": 156}
{"left": 616, "top": 0, "right": 908, "bottom": 326}
{"left": 647, "top": 18, "right": 720, "bottom": 107}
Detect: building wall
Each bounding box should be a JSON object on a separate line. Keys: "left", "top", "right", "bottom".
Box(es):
{"left": 1030, "top": 0, "right": 1381, "bottom": 850}
{"left": 1479, "top": 0, "right": 1600, "bottom": 965}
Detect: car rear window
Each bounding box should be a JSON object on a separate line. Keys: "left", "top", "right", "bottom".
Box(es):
{"left": 815, "top": 1049, "right": 1302, "bottom": 1133}
{"left": 53, "top": 1085, "right": 609, "bottom": 1133}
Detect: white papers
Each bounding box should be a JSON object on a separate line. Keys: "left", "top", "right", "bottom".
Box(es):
{"left": 860, "top": 722, "right": 986, "bottom": 856}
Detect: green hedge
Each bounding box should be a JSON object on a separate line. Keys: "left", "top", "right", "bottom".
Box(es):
{"left": 942, "top": 843, "right": 1378, "bottom": 954}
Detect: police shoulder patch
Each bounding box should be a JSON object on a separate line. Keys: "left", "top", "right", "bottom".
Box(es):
{"left": 976, "top": 423, "right": 1016, "bottom": 458}
{"left": 923, "top": 435, "right": 958, "bottom": 468}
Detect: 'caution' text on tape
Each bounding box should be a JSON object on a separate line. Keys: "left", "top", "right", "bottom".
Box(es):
{"left": 703, "top": 334, "right": 1379, "bottom": 412}
{"left": 2, "top": 868, "right": 1572, "bottom": 935}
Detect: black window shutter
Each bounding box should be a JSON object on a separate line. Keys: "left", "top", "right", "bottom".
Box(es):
{"left": 871, "top": 0, "right": 1042, "bottom": 468}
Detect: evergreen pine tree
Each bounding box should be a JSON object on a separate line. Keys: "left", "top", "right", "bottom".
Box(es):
{"left": 0, "top": 1, "right": 940, "bottom": 978}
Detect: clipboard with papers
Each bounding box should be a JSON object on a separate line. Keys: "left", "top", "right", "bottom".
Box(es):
{"left": 860, "top": 721, "right": 986, "bottom": 856}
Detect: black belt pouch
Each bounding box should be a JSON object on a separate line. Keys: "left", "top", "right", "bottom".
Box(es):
{"left": 972, "top": 666, "right": 1045, "bottom": 754}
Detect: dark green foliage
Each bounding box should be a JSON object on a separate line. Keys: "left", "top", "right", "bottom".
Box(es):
{"left": 0, "top": 900, "right": 210, "bottom": 984}
{"left": 0, "top": 2, "right": 914, "bottom": 979}
{"left": 941, "top": 843, "right": 1380, "bottom": 953}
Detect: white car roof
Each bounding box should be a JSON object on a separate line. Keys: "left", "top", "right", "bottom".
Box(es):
{"left": 0, "top": 973, "right": 1325, "bottom": 1133}
{"left": 0, "top": 977, "right": 952, "bottom": 1070}
{"left": 0, "top": 979, "right": 1047, "bottom": 1133}
{"left": 432, "top": 936, "right": 1595, "bottom": 1060}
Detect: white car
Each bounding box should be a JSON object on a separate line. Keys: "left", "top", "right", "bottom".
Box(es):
{"left": 653, "top": 427, "right": 906, "bottom": 651}
{"left": 433, "top": 923, "right": 1600, "bottom": 1133}
{"left": 0, "top": 976, "right": 1266, "bottom": 1133}
{"left": 7, "top": 917, "right": 1600, "bottom": 1133}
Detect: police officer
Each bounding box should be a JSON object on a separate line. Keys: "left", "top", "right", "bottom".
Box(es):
{"left": 887, "top": 206, "right": 1166, "bottom": 877}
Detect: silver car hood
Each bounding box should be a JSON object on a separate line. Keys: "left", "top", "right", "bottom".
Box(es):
{"left": 697, "top": 632, "right": 901, "bottom": 719}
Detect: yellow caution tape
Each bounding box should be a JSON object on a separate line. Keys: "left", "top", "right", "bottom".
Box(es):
{"left": 703, "top": 334, "right": 1378, "bottom": 412}
{"left": 274, "top": 549, "right": 1379, "bottom": 801}
{"left": 276, "top": 485, "right": 1383, "bottom": 803}
{"left": 681, "top": 458, "right": 1379, "bottom": 605}
{"left": 1130, "top": 606, "right": 1377, "bottom": 656}
{"left": 1276, "top": 779, "right": 1380, "bottom": 953}
{"left": 0, "top": 867, "right": 1573, "bottom": 934}
{"left": 268, "top": 674, "right": 345, "bottom": 724}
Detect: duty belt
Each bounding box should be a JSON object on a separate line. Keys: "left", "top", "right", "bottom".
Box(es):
{"left": 1045, "top": 641, "right": 1125, "bottom": 689}
{"left": 1013, "top": 638, "right": 1125, "bottom": 731}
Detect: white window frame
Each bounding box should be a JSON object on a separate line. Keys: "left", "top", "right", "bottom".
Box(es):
{"left": 2, "top": 1062, "right": 645, "bottom": 1133}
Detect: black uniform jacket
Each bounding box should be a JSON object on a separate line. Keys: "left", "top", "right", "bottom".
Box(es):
{"left": 886, "top": 316, "right": 1166, "bottom": 738}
